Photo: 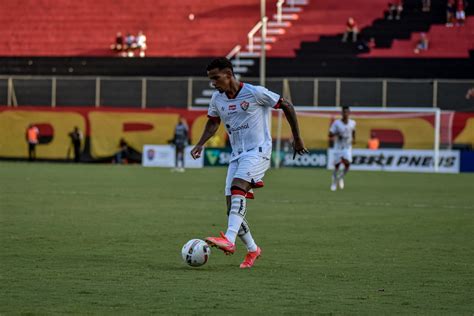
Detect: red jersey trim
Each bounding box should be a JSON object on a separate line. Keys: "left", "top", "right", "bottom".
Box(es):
{"left": 226, "top": 82, "right": 244, "bottom": 100}
{"left": 273, "top": 98, "right": 283, "bottom": 109}
{"left": 207, "top": 115, "right": 221, "bottom": 123}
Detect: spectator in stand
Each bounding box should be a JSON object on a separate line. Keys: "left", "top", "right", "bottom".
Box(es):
{"left": 357, "top": 37, "right": 376, "bottom": 51}
{"left": 446, "top": 0, "right": 456, "bottom": 27}
{"left": 465, "top": 87, "right": 474, "bottom": 99}
{"left": 414, "top": 32, "right": 429, "bottom": 54}
{"left": 342, "top": 17, "right": 359, "bottom": 43}
{"left": 136, "top": 30, "right": 147, "bottom": 57}
{"left": 422, "top": 0, "right": 431, "bottom": 12}
{"left": 125, "top": 33, "right": 137, "bottom": 57}
{"left": 110, "top": 32, "right": 124, "bottom": 52}
{"left": 388, "top": 0, "right": 403, "bottom": 20}
{"left": 455, "top": 0, "right": 466, "bottom": 26}
{"left": 26, "top": 124, "right": 40, "bottom": 161}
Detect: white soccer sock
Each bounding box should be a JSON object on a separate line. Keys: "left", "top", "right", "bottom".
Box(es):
{"left": 240, "top": 231, "right": 258, "bottom": 252}
{"left": 238, "top": 219, "right": 258, "bottom": 252}
{"left": 225, "top": 193, "right": 246, "bottom": 244}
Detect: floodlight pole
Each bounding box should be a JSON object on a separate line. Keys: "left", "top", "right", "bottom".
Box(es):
{"left": 260, "top": 0, "right": 266, "bottom": 87}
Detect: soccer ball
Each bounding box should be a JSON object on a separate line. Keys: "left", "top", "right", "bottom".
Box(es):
{"left": 181, "top": 239, "right": 211, "bottom": 267}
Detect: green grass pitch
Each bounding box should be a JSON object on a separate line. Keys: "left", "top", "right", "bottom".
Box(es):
{"left": 1, "top": 162, "right": 473, "bottom": 314}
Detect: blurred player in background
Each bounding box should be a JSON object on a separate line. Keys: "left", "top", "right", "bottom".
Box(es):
{"left": 329, "top": 106, "right": 356, "bottom": 191}
{"left": 191, "top": 57, "right": 308, "bottom": 268}
{"left": 172, "top": 116, "right": 189, "bottom": 172}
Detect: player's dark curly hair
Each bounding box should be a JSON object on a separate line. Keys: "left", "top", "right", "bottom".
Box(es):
{"left": 206, "top": 57, "right": 234, "bottom": 75}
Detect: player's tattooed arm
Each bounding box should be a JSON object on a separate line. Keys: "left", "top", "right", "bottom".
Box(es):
{"left": 191, "top": 118, "right": 220, "bottom": 159}
{"left": 279, "top": 98, "right": 309, "bottom": 159}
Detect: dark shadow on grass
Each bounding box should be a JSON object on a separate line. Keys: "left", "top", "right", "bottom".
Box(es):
{"left": 146, "top": 262, "right": 270, "bottom": 272}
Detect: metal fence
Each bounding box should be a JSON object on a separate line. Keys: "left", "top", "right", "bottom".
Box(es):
{"left": 1, "top": 76, "right": 473, "bottom": 110}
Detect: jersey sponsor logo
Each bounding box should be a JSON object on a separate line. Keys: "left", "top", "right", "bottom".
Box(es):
{"left": 229, "top": 104, "right": 236, "bottom": 110}
{"left": 240, "top": 101, "right": 249, "bottom": 111}
{"left": 229, "top": 123, "right": 249, "bottom": 133}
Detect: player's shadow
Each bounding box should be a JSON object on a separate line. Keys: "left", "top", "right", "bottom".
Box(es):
{"left": 148, "top": 262, "right": 247, "bottom": 272}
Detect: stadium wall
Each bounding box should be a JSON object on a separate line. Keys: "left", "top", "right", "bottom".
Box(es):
{"left": 1, "top": 107, "right": 473, "bottom": 163}
{"left": 1, "top": 57, "right": 473, "bottom": 79}
{"left": 2, "top": 76, "right": 473, "bottom": 111}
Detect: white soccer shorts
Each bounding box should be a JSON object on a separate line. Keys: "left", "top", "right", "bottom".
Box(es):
{"left": 333, "top": 149, "right": 352, "bottom": 164}
{"left": 224, "top": 152, "right": 271, "bottom": 196}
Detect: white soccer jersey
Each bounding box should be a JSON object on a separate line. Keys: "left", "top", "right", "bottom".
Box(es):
{"left": 329, "top": 119, "right": 356, "bottom": 150}
{"left": 208, "top": 82, "right": 281, "bottom": 161}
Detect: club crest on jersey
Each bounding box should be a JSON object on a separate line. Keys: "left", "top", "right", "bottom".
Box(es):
{"left": 240, "top": 101, "right": 250, "bottom": 111}
{"left": 229, "top": 104, "right": 236, "bottom": 110}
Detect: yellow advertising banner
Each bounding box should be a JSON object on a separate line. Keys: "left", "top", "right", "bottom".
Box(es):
{"left": 0, "top": 110, "right": 85, "bottom": 159}
{"left": 0, "top": 108, "right": 473, "bottom": 160}
{"left": 454, "top": 118, "right": 474, "bottom": 148}
{"left": 272, "top": 115, "right": 435, "bottom": 149}
{"left": 89, "top": 111, "right": 180, "bottom": 158}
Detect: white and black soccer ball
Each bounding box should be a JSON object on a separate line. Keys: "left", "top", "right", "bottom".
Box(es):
{"left": 181, "top": 239, "right": 211, "bottom": 267}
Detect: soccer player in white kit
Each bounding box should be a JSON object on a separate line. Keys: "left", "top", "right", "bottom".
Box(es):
{"left": 329, "top": 106, "right": 356, "bottom": 191}
{"left": 191, "top": 58, "right": 308, "bottom": 268}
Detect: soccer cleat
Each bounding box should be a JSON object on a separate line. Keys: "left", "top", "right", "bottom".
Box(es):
{"left": 205, "top": 231, "right": 236, "bottom": 255}
{"left": 240, "top": 247, "right": 262, "bottom": 269}
{"left": 338, "top": 177, "right": 345, "bottom": 190}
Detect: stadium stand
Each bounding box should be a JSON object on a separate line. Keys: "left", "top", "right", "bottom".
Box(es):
{"left": 296, "top": 0, "right": 474, "bottom": 58}
{"left": 0, "top": 0, "right": 263, "bottom": 57}
{"left": 269, "top": 0, "right": 389, "bottom": 57}
{"left": 363, "top": 17, "right": 474, "bottom": 57}
{"left": 0, "top": 0, "right": 472, "bottom": 78}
